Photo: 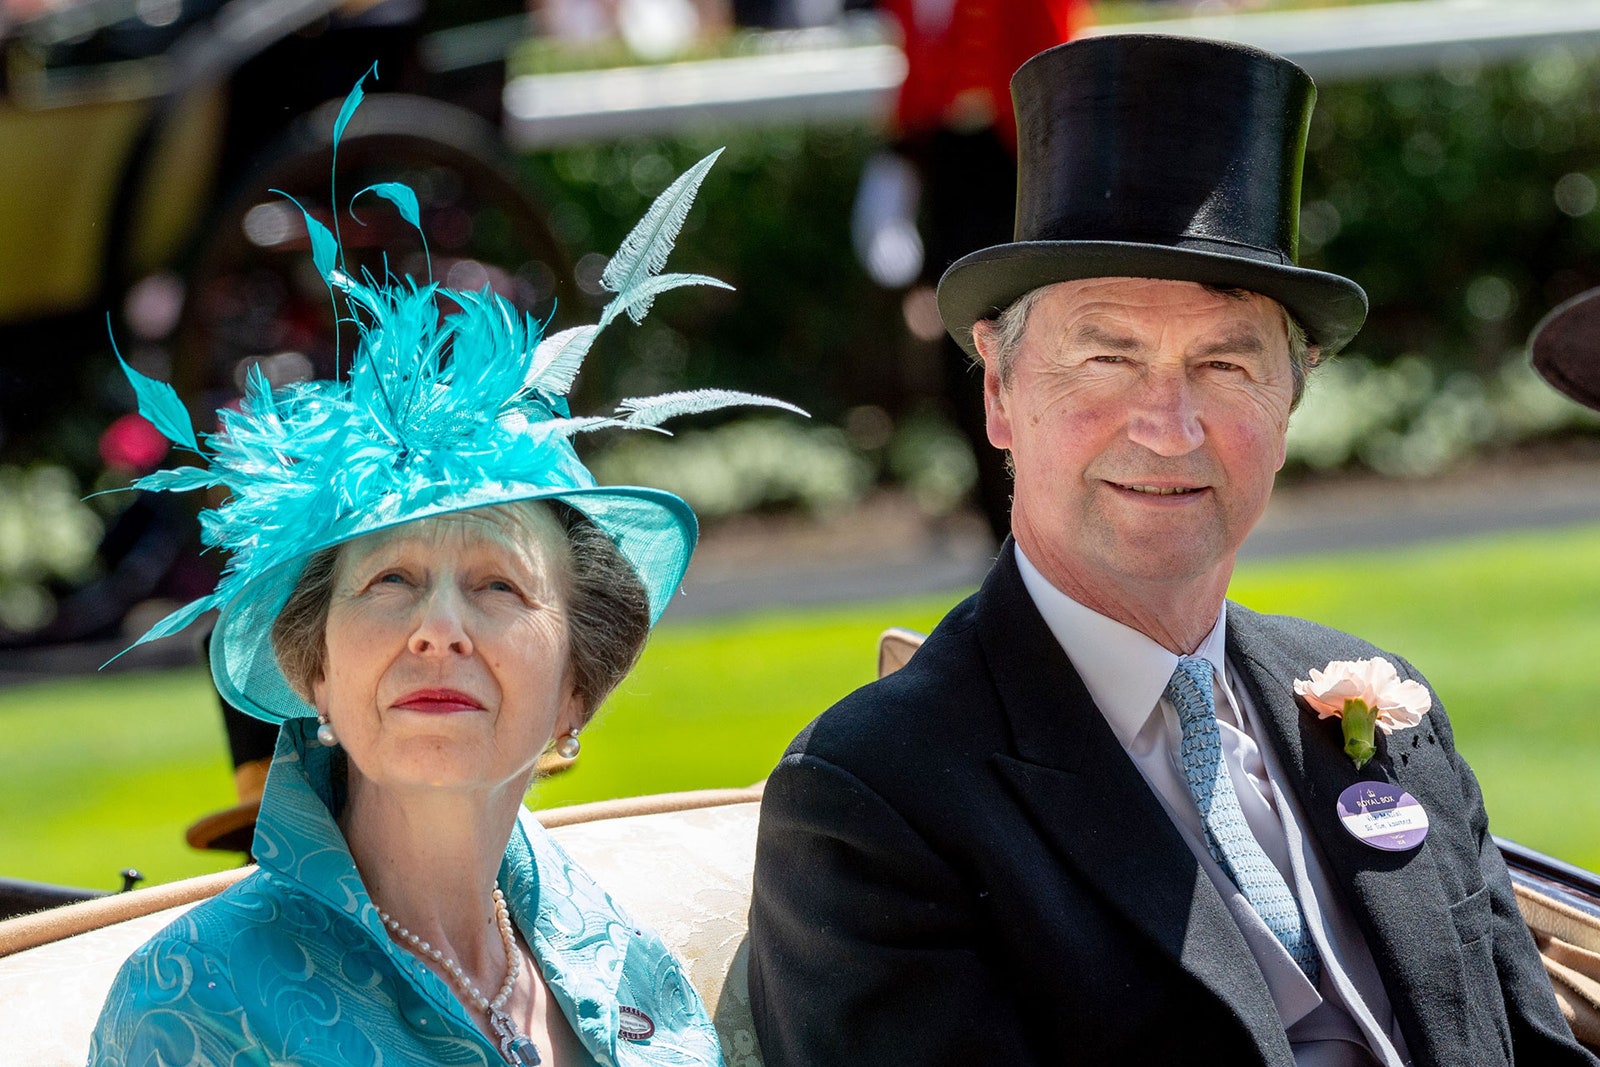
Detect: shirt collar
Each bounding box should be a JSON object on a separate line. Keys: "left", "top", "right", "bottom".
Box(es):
{"left": 1014, "top": 546, "right": 1229, "bottom": 748}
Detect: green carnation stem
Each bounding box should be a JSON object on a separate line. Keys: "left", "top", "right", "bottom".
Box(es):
{"left": 1342, "top": 698, "right": 1378, "bottom": 769}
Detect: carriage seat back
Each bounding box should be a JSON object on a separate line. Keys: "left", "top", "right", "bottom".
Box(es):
{"left": 0, "top": 787, "right": 766, "bottom": 1067}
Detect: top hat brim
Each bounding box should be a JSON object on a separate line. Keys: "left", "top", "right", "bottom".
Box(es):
{"left": 1530, "top": 286, "right": 1600, "bottom": 411}
{"left": 937, "top": 240, "right": 1369, "bottom": 361}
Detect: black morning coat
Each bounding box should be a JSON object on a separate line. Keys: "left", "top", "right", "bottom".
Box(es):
{"left": 747, "top": 542, "right": 1596, "bottom": 1066}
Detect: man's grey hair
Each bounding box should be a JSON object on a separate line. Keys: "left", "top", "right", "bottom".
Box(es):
{"left": 975, "top": 284, "right": 1320, "bottom": 409}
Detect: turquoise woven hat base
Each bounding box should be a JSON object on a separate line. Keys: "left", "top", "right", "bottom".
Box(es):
{"left": 211, "top": 482, "right": 697, "bottom": 725}
{"left": 109, "top": 138, "right": 786, "bottom": 725}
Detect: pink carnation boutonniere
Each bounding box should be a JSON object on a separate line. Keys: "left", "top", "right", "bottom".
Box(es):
{"left": 1292, "top": 658, "right": 1432, "bottom": 770}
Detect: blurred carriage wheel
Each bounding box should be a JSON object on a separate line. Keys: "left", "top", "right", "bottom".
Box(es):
{"left": 171, "top": 92, "right": 574, "bottom": 421}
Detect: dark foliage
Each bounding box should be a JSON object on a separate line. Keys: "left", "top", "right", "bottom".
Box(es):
{"left": 520, "top": 48, "right": 1600, "bottom": 423}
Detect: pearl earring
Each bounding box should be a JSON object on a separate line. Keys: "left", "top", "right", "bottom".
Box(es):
{"left": 316, "top": 715, "right": 338, "bottom": 747}
{"left": 554, "top": 730, "right": 580, "bottom": 760}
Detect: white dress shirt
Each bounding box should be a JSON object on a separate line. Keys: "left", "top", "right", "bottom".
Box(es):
{"left": 1015, "top": 548, "right": 1413, "bottom": 1067}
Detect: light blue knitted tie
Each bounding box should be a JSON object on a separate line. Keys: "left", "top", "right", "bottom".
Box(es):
{"left": 1168, "top": 657, "right": 1321, "bottom": 984}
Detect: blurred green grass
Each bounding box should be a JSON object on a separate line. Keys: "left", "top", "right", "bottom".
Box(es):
{"left": 4, "top": 521, "right": 1599, "bottom": 891}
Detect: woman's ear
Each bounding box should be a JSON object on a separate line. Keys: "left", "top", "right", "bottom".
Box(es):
{"left": 557, "top": 695, "right": 585, "bottom": 741}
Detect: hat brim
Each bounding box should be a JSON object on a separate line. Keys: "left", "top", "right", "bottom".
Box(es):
{"left": 937, "top": 241, "right": 1368, "bottom": 359}
{"left": 186, "top": 802, "right": 261, "bottom": 853}
{"left": 211, "top": 483, "right": 696, "bottom": 725}
{"left": 1530, "top": 286, "right": 1600, "bottom": 411}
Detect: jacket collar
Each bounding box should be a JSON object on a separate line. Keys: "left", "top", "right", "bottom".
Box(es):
{"left": 977, "top": 542, "right": 1293, "bottom": 1061}
{"left": 252, "top": 719, "right": 386, "bottom": 941}
{"left": 1225, "top": 604, "right": 1475, "bottom": 1066}
{"left": 501, "top": 812, "right": 633, "bottom": 1063}
{"left": 253, "top": 719, "right": 633, "bottom": 1065}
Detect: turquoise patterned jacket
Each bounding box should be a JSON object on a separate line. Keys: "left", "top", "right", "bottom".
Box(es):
{"left": 89, "top": 719, "right": 724, "bottom": 1067}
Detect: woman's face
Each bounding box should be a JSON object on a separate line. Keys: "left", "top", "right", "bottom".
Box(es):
{"left": 311, "top": 506, "right": 580, "bottom": 796}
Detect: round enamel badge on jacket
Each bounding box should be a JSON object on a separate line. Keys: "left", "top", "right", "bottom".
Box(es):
{"left": 1337, "top": 782, "right": 1430, "bottom": 851}
{"left": 618, "top": 1005, "right": 655, "bottom": 1041}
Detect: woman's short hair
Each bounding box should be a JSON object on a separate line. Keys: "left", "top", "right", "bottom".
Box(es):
{"left": 552, "top": 501, "right": 652, "bottom": 723}
{"left": 270, "top": 500, "right": 651, "bottom": 727}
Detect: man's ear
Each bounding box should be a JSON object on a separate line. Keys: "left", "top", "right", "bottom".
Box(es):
{"left": 973, "top": 322, "right": 1013, "bottom": 451}
{"left": 1280, "top": 342, "right": 1321, "bottom": 470}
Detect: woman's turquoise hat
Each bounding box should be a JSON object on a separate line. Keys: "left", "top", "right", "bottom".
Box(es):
{"left": 116, "top": 82, "right": 801, "bottom": 724}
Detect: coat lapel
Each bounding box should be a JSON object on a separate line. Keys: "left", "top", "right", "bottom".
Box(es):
{"left": 1226, "top": 603, "right": 1475, "bottom": 1066}
{"left": 506, "top": 812, "right": 631, "bottom": 1065}
{"left": 978, "top": 547, "right": 1291, "bottom": 1059}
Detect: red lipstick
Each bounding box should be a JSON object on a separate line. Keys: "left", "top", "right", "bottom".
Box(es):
{"left": 393, "top": 688, "right": 485, "bottom": 713}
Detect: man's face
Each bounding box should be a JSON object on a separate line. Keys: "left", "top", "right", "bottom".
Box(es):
{"left": 979, "top": 277, "right": 1296, "bottom": 602}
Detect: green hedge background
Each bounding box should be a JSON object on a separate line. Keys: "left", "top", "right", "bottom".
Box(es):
{"left": 512, "top": 45, "right": 1600, "bottom": 472}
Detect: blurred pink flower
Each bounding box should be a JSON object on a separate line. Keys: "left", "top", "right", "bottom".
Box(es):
{"left": 99, "top": 413, "right": 170, "bottom": 473}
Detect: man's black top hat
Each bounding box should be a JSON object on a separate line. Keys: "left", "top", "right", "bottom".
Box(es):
{"left": 1530, "top": 286, "right": 1600, "bottom": 411}
{"left": 937, "top": 34, "right": 1368, "bottom": 358}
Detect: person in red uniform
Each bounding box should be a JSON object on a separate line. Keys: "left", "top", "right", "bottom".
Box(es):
{"left": 869, "top": 0, "right": 1091, "bottom": 540}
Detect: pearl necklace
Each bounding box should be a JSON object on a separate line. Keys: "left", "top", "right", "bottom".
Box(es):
{"left": 379, "top": 884, "right": 543, "bottom": 1066}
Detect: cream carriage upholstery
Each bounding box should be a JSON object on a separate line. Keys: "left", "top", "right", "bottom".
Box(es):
{"left": 0, "top": 787, "right": 766, "bottom": 1067}
{"left": 4, "top": 629, "right": 1599, "bottom": 1064}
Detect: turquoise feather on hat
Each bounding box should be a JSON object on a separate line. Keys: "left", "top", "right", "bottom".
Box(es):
{"left": 114, "top": 79, "right": 803, "bottom": 724}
